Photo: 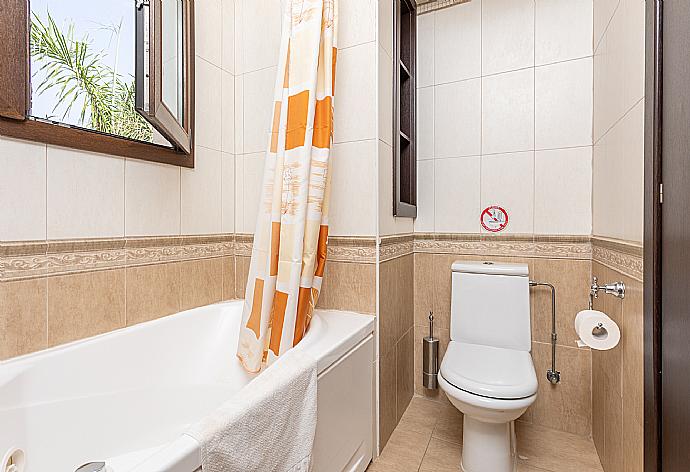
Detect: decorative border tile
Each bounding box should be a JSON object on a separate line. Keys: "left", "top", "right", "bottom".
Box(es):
{"left": 413, "top": 233, "right": 593, "bottom": 260}
{"left": 327, "top": 237, "right": 377, "bottom": 263}
{"left": 234, "top": 234, "right": 254, "bottom": 258}
{"left": 0, "top": 235, "right": 235, "bottom": 282}
{"left": 194, "top": 233, "right": 379, "bottom": 264}
{"left": 379, "top": 234, "right": 414, "bottom": 262}
{"left": 591, "top": 236, "right": 643, "bottom": 282}
{"left": 417, "top": 0, "right": 472, "bottom": 14}
{"left": 1, "top": 233, "right": 642, "bottom": 281}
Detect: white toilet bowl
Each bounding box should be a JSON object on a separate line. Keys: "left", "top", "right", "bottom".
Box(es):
{"left": 438, "top": 340, "right": 537, "bottom": 472}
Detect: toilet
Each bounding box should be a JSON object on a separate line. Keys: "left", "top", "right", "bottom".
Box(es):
{"left": 437, "top": 261, "right": 538, "bottom": 472}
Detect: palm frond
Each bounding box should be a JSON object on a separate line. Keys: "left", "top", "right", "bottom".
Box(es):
{"left": 30, "top": 11, "right": 153, "bottom": 143}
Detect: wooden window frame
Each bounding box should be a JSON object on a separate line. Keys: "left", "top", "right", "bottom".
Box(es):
{"left": 393, "top": 0, "right": 417, "bottom": 218}
{"left": 0, "top": 0, "right": 195, "bottom": 168}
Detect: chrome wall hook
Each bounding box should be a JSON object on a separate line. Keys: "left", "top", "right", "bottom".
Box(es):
{"left": 589, "top": 276, "right": 626, "bottom": 308}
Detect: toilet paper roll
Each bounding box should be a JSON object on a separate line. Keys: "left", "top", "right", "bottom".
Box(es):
{"left": 574, "top": 309, "right": 621, "bottom": 350}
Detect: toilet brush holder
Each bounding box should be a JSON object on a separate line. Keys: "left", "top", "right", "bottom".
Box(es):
{"left": 423, "top": 312, "right": 439, "bottom": 390}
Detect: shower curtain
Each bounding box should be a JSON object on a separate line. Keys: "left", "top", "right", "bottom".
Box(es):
{"left": 237, "top": 0, "right": 338, "bottom": 373}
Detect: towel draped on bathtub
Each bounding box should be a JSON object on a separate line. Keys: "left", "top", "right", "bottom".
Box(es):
{"left": 185, "top": 350, "right": 318, "bottom": 472}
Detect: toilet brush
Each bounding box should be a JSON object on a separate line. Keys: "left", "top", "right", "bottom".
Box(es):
{"left": 423, "top": 312, "right": 439, "bottom": 390}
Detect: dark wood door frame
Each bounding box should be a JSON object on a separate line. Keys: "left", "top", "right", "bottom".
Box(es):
{"left": 643, "top": 1, "right": 662, "bottom": 471}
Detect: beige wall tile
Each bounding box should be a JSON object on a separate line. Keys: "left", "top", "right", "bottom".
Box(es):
{"left": 0, "top": 137, "right": 47, "bottom": 241}
{"left": 47, "top": 269, "right": 126, "bottom": 347}
{"left": 591, "top": 263, "right": 624, "bottom": 469}
{"left": 398, "top": 255, "right": 415, "bottom": 337}
{"left": 329, "top": 140, "right": 378, "bottom": 236}
{"left": 339, "top": 0, "right": 376, "bottom": 49}
{"left": 235, "top": 256, "right": 251, "bottom": 300}
{"left": 124, "top": 159, "right": 181, "bottom": 237}
{"left": 241, "top": 66, "right": 276, "bottom": 153}
{"left": 194, "top": 58, "right": 223, "bottom": 150}
{"left": 179, "top": 258, "right": 224, "bottom": 311}
{"left": 180, "top": 146, "right": 223, "bottom": 235}
{"left": 380, "top": 259, "right": 401, "bottom": 357}
{"left": 529, "top": 342, "right": 592, "bottom": 436}
{"left": 126, "top": 263, "right": 181, "bottom": 326}
{"left": 531, "top": 258, "right": 592, "bottom": 346}
{"left": 414, "top": 253, "right": 435, "bottom": 327}
{"left": 221, "top": 152, "right": 235, "bottom": 233}
{"left": 621, "top": 275, "right": 643, "bottom": 472}
{"left": 535, "top": 0, "right": 593, "bottom": 66}
{"left": 434, "top": 157, "right": 481, "bottom": 233}
{"left": 0, "top": 278, "right": 48, "bottom": 360}
{"left": 379, "top": 348, "right": 398, "bottom": 451}
{"left": 332, "top": 43, "right": 377, "bottom": 144}
{"left": 480, "top": 152, "right": 535, "bottom": 234}
{"left": 431, "top": 253, "right": 462, "bottom": 330}
{"left": 47, "top": 146, "right": 125, "bottom": 239}
{"left": 590, "top": 263, "right": 643, "bottom": 472}
{"left": 592, "top": 0, "right": 645, "bottom": 244}
{"left": 591, "top": 347, "right": 606, "bottom": 465}
{"left": 534, "top": 147, "right": 593, "bottom": 235}
{"left": 221, "top": 256, "right": 236, "bottom": 301}
{"left": 396, "top": 327, "right": 415, "bottom": 423}
{"left": 318, "top": 262, "right": 376, "bottom": 314}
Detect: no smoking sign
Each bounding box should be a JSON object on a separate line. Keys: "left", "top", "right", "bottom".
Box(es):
{"left": 481, "top": 206, "right": 508, "bottom": 232}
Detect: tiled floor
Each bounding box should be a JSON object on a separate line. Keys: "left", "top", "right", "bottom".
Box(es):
{"left": 367, "top": 396, "right": 604, "bottom": 472}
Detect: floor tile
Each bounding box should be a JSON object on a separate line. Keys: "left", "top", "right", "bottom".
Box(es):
{"left": 397, "top": 396, "right": 442, "bottom": 437}
{"left": 376, "top": 428, "right": 430, "bottom": 472}
{"left": 370, "top": 395, "right": 605, "bottom": 472}
{"left": 366, "top": 460, "right": 412, "bottom": 472}
{"left": 516, "top": 422, "right": 604, "bottom": 472}
{"left": 517, "top": 463, "right": 552, "bottom": 472}
{"left": 432, "top": 403, "right": 464, "bottom": 445}
{"left": 419, "top": 438, "right": 462, "bottom": 472}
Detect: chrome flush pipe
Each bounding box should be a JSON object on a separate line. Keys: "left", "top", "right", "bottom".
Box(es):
{"left": 529, "top": 281, "right": 561, "bottom": 384}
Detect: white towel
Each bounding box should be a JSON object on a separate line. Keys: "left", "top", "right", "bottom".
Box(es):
{"left": 185, "top": 350, "right": 318, "bottom": 472}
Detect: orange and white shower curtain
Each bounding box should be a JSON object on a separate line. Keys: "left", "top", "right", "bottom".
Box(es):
{"left": 237, "top": 0, "right": 338, "bottom": 373}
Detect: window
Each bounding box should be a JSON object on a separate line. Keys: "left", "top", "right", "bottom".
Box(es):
{"left": 393, "top": 0, "right": 417, "bottom": 217}
{"left": 0, "top": 0, "right": 194, "bottom": 167}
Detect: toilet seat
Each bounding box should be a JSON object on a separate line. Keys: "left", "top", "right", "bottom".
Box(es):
{"left": 440, "top": 341, "right": 538, "bottom": 400}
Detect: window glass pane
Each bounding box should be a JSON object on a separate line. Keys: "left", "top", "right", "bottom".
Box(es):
{"left": 161, "top": 0, "right": 184, "bottom": 125}
{"left": 29, "top": 0, "right": 172, "bottom": 146}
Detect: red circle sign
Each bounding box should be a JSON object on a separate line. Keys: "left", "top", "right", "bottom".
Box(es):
{"left": 481, "top": 206, "right": 509, "bottom": 232}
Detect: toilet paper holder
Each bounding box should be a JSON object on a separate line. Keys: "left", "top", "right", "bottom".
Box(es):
{"left": 589, "top": 276, "right": 626, "bottom": 308}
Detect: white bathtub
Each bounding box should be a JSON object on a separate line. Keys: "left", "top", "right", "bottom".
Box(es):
{"left": 0, "top": 300, "right": 375, "bottom": 472}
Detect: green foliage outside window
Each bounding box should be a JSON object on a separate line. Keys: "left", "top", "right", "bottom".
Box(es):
{"left": 30, "top": 12, "right": 153, "bottom": 142}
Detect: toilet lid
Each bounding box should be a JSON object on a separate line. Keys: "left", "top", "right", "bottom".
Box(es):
{"left": 440, "top": 341, "right": 538, "bottom": 400}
